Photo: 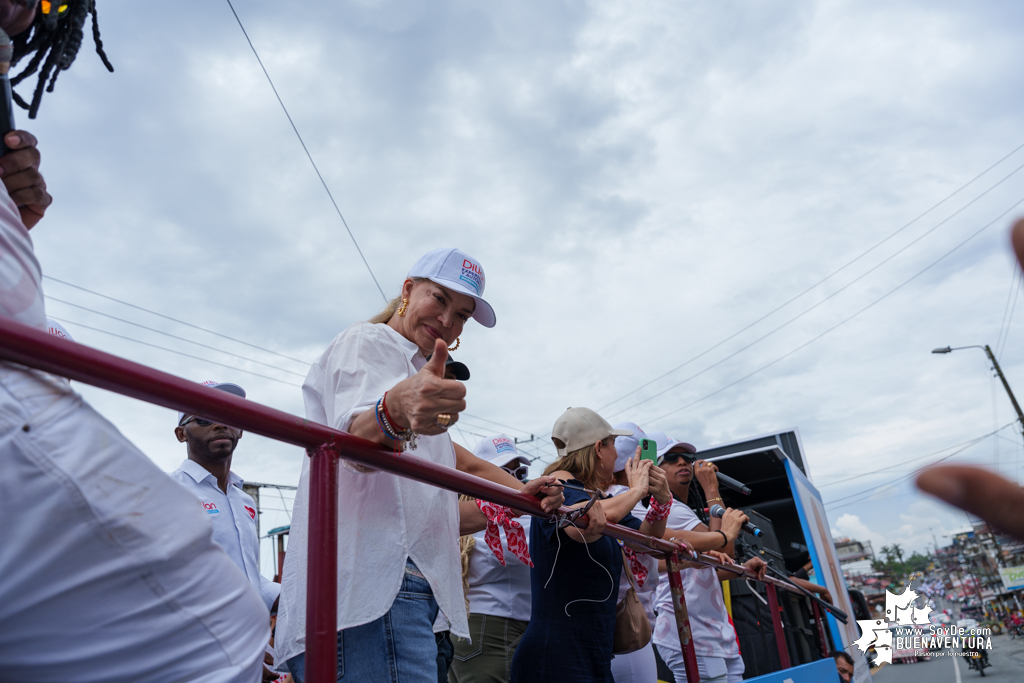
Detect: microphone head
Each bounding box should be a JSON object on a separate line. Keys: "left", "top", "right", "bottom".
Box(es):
{"left": 0, "top": 28, "right": 11, "bottom": 76}
{"left": 709, "top": 504, "right": 725, "bottom": 518}
{"left": 752, "top": 527, "right": 764, "bottom": 537}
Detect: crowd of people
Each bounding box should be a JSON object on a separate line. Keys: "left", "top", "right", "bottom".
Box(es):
{"left": 2, "top": 2, "right": 1024, "bottom": 683}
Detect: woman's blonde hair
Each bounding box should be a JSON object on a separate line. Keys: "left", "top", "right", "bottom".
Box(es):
{"left": 543, "top": 436, "right": 613, "bottom": 490}
{"left": 368, "top": 277, "right": 430, "bottom": 324}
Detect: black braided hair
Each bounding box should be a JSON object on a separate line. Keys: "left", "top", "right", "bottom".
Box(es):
{"left": 9, "top": 0, "right": 113, "bottom": 119}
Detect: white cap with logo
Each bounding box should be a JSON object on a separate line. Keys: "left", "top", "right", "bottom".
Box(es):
{"left": 612, "top": 421, "right": 646, "bottom": 473}
{"left": 177, "top": 380, "right": 246, "bottom": 426}
{"left": 473, "top": 434, "right": 529, "bottom": 469}
{"left": 551, "top": 407, "right": 632, "bottom": 457}
{"left": 408, "top": 247, "right": 496, "bottom": 328}
{"left": 46, "top": 318, "right": 74, "bottom": 342}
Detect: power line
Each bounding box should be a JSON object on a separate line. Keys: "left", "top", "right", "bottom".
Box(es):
{"left": 223, "top": 0, "right": 387, "bottom": 302}
{"left": 997, "top": 266, "right": 1021, "bottom": 359}
{"left": 461, "top": 412, "right": 535, "bottom": 436}
{"left": 49, "top": 315, "right": 302, "bottom": 387}
{"left": 44, "top": 276, "right": 309, "bottom": 365}
{"left": 46, "top": 296, "right": 306, "bottom": 378}
{"left": 823, "top": 424, "right": 1011, "bottom": 511}
{"left": 816, "top": 424, "right": 1015, "bottom": 489}
{"left": 993, "top": 264, "right": 1018, "bottom": 359}
{"left": 606, "top": 159, "right": 1024, "bottom": 421}
{"left": 597, "top": 144, "right": 1024, "bottom": 416}
{"left": 641, "top": 192, "right": 1024, "bottom": 426}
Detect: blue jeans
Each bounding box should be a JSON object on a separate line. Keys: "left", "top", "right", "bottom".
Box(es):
{"left": 287, "top": 559, "right": 441, "bottom": 683}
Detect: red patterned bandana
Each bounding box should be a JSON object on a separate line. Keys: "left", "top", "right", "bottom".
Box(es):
{"left": 476, "top": 499, "right": 533, "bottom": 568}
{"left": 621, "top": 543, "right": 650, "bottom": 587}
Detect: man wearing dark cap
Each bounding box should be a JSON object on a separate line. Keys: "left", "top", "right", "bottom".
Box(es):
{"left": 170, "top": 381, "right": 281, "bottom": 612}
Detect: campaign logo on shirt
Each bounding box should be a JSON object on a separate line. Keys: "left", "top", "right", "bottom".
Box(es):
{"left": 493, "top": 437, "right": 515, "bottom": 455}
{"left": 202, "top": 501, "right": 219, "bottom": 514}
{"left": 244, "top": 505, "right": 256, "bottom": 520}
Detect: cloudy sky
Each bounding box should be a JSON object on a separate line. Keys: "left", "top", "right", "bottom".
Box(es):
{"left": 25, "top": 0, "right": 1024, "bottom": 573}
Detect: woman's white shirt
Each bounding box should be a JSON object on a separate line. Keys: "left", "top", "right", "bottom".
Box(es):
{"left": 275, "top": 322, "right": 466, "bottom": 666}
{"left": 606, "top": 484, "right": 659, "bottom": 626}
{"left": 465, "top": 517, "right": 532, "bottom": 622}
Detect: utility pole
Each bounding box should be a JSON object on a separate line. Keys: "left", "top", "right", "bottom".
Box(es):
{"left": 983, "top": 344, "right": 1024, "bottom": 441}
{"left": 933, "top": 344, "right": 1024, "bottom": 439}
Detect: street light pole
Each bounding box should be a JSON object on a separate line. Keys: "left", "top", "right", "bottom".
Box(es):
{"left": 932, "top": 344, "right": 1024, "bottom": 440}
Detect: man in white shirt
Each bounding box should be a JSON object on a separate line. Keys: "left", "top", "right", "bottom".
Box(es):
{"left": 171, "top": 380, "right": 282, "bottom": 612}
{"left": 0, "top": 8, "right": 267, "bottom": 680}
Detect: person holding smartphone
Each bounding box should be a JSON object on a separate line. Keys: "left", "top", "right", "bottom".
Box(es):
{"left": 605, "top": 422, "right": 669, "bottom": 683}
{"left": 510, "top": 408, "right": 675, "bottom": 683}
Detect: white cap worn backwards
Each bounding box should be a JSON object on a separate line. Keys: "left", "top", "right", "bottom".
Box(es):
{"left": 408, "top": 247, "right": 496, "bottom": 328}
{"left": 612, "top": 421, "right": 646, "bottom": 473}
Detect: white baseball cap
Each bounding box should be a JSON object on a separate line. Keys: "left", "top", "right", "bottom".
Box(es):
{"left": 408, "top": 248, "right": 496, "bottom": 328}
{"left": 551, "top": 407, "right": 632, "bottom": 457}
{"left": 177, "top": 380, "right": 246, "bottom": 426}
{"left": 612, "top": 422, "right": 646, "bottom": 473}
{"left": 656, "top": 435, "right": 697, "bottom": 463}
{"left": 46, "top": 318, "right": 74, "bottom": 342}
{"left": 473, "top": 434, "right": 529, "bottom": 469}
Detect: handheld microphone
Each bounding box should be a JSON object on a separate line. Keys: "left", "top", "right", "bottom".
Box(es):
{"left": 715, "top": 471, "right": 751, "bottom": 495}
{"left": 709, "top": 504, "right": 763, "bottom": 537}
{"left": 0, "top": 28, "right": 15, "bottom": 156}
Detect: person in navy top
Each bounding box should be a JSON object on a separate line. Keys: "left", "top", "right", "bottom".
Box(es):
{"left": 511, "top": 407, "right": 672, "bottom": 683}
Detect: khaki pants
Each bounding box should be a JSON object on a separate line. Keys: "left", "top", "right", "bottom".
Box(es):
{"left": 449, "top": 613, "right": 528, "bottom": 683}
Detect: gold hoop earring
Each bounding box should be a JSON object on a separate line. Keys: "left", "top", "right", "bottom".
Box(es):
{"left": 448, "top": 338, "right": 460, "bottom": 352}
{"left": 397, "top": 298, "right": 408, "bottom": 317}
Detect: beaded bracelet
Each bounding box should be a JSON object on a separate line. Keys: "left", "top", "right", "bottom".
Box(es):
{"left": 376, "top": 393, "right": 418, "bottom": 451}
{"left": 645, "top": 497, "right": 672, "bottom": 523}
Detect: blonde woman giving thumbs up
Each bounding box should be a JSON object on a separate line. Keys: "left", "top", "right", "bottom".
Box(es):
{"left": 275, "top": 249, "right": 565, "bottom": 683}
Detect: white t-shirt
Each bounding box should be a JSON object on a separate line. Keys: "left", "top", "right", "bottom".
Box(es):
{"left": 606, "top": 484, "right": 659, "bottom": 627}
{"left": 466, "top": 517, "right": 532, "bottom": 622}
{"left": 275, "top": 322, "right": 466, "bottom": 666}
{"left": 0, "top": 186, "right": 44, "bottom": 330}
{"left": 169, "top": 459, "right": 281, "bottom": 610}
{"left": 652, "top": 502, "right": 740, "bottom": 658}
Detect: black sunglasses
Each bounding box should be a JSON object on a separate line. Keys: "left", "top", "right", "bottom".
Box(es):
{"left": 180, "top": 416, "right": 214, "bottom": 428}
{"left": 661, "top": 452, "right": 697, "bottom": 465}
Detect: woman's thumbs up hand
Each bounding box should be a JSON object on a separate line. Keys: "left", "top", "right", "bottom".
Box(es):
{"left": 386, "top": 338, "right": 467, "bottom": 435}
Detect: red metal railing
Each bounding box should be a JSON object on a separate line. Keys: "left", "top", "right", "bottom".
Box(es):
{"left": 0, "top": 316, "right": 834, "bottom": 683}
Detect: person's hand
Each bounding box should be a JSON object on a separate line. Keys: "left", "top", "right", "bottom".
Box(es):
{"left": 692, "top": 459, "right": 720, "bottom": 494}
{"left": 720, "top": 507, "right": 748, "bottom": 542}
{"left": 914, "top": 219, "right": 1024, "bottom": 543}
{"left": 648, "top": 464, "right": 671, "bottom": 504}
{"left": 624, "top": 453, "right": 652, "bottom": 493}
{"left": 581, "top": 496, "right": 607, "bottom": 543}
{"left": 386, "top": 338, "right": 466, "bottom": 435}
{"left": 744, "top": 556, "right": 768, "bottom": 580}
{"left": 821, "top": 589, "right": 833, "bottom": 604}
{"left": 704, "top": 549, "right": 735, "bottom": 566}
{"left": 0, "top": 131, "right": 51, "bottom": 229}
{"left": 520, "top": 475, "right": 565, "bottom": 514}
{"left": 917, "top": 465, "right": 1024, "bottom": 542}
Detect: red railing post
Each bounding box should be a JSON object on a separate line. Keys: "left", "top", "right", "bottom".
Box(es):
{"left": 666, "top": 552, "right": 700, "bottom": 683}
{"left": 306, "top": 443, "right": 340, "bottom": 683}
{"left": 811, "top": 600, "right": 830, "bottom": 658}
{"left": 764, "top": 582, "right": 791, "bottom": 669}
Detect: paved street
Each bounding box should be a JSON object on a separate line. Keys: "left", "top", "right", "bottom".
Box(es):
{"left": 871, "top": 634, "right": 1024, "bottom": 682}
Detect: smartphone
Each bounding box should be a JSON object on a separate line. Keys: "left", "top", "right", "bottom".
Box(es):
{"left": 639, "top": 438, "right": 658, "bottom": 464}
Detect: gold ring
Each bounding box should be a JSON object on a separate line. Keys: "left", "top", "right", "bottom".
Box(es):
{"left": 436, "top": 413, "right": 452, "bottom": 428}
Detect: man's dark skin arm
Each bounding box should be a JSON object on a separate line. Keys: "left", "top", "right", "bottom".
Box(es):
{"left": 0, "top": 130, "right": 51, "bottom": 228}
